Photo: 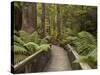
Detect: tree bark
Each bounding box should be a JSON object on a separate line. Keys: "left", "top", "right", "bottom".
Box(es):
{"left": 22, "top": 3, "right": 37, "bottom": 33}
{"left": 57, "top": 5, "right": 61, "bottom": 39}
{"left": 41, "top": 3, "right": 46, "bottom": 38}
{"left": 33, "top": 3, "right": 37, "bottom": 30}
{"left": 14, "top": 4, "right": 22, "bottom": 31}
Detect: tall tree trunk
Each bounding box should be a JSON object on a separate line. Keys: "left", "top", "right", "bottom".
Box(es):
{"left": 48, "top": 15, "right": 51, "bottom": 35}
{"left": 14, "top": 6, "right": 22, "bottom": 31}
{"left": 13, "top": 2, "right": 22, "bottom": 31}
{"left": 41, "top": 3, "right": 45, "bottom": 38}
{"left": 22, "top": 3, "right": 37, "bottom": 33}
{"left": 57, "top": 5, "right": 61, "bottom": 39}
{"left": 33, "top": 3, "right": 37, "bottom": 30}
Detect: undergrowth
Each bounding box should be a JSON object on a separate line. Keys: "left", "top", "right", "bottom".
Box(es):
{"left": 12, "top": 30, "right": 50, "bottom": 65}
{"left": 60, "top": 28, "right": 97, "bottom": 68}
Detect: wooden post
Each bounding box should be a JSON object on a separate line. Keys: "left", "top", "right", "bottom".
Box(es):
{"left": 25, "top": 64, "right": 32, "bottom": 73}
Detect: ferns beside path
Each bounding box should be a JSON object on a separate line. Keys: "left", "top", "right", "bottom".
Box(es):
{"left": 12, "top": 30, "right": 50, "bottom": 65}
{"left": 60, "top": 29, "right": 97, "bottom": 68}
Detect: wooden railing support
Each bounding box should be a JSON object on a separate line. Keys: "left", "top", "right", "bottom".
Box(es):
{"left": 14, "top": 49, "right": 43, "bottom": 72}
{"left": 25, "top": 64, "right": 32, "bottom": 73}
{"left": 66, "top": 44, "right": 91, "bottom": 70}
{"left": 13, "top": 48, "right": 51, "bottom": 73}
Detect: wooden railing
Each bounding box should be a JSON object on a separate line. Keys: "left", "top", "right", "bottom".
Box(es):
{"left": 12, "top": 44, "right": 91, "bottom": 73}
{"left": 14, "top": 49, "right": 43, "bottom": 72}
{"left": 66, "top": 44, "right": 91, "bottom": 70}
{"left": 12, "top": 49, "right": 51, "bottom": 73}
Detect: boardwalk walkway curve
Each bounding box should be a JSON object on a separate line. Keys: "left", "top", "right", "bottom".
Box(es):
{"left": 44, "top": 45, "right": 72, "bottom": 71}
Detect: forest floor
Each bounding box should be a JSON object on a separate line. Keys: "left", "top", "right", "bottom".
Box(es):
{"left": 44, "top": 45, "right": 72, "bottom": 72}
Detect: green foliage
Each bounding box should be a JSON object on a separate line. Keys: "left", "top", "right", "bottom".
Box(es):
{"left": 87, "top": 49, "right": 97, "bottom": 68}
{"left": 60, "top": 29, "right": 97, "bottom": 68}
{"left": 14, "top": 54, "right": 28, "bottom": 65}
{"left": 24, "top": 42, "right": 40, "bottom": 51}
{"left": 70, "top": 31, "right": 97, "bottom": 68}
{"left": 31, "top": 31, "right": 41, "bottom": 44}
{"left": 24, "top": 42, "right": 50, "bottom": 52}
{"left": 18, "top": 30, "right": 32, "bottom": 43}
{"left": 14, "top": 35, "right": 25, "bottom": 46}
{"left": 74, "top": 50, "right": 97, "bottom": 68}
{"left": 13, "top": 2, "right": 97, "bottom": 68}
{"left": 73, "top": 31, "right": 96, "bottom": 55}
{"left": 40, "top": 35, "right": 51, "bottom": 44}
{"left": 73, "top": 56, "right": 88, "bottom": 63}
{"left": 40, "top": 38, "right": 49, "bottom": 44}
{"left": 60, "top": 28, "right": 78, "bottom": 46}
{"left": 65, "top": 28, "right": 76, "bottom": 36}
{"left": 78, "top": 31, "right": 96, "bottom": 45}
{"left": 65, "top": 36, "right": 78, "bottom": 44}
{"left": 18, "top": 31, "right": 41, "bottom": 44}
{"left": 13, "top": 45, "right": 27, "bottom": 54}
{"left": 44, "top": 36, "right": 51, "bottom": 41}
{"left": 39, "top": 44, "right": 50, "bottom": 51}
{"left": 14, "top": 30, "right": 19, "bottom": 36}
{"left": 88, "top": 48, "right": 97, "bottom": 61}
{"left": 13, "top": 30, "right": 49, "bottom": 65}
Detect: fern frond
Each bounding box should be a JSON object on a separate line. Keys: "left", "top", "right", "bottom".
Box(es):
{"left": 19, "top": 30, "right": 31, "bottom": 43}
{"left": 88, "top": 48, "right": 97, "bottom": 62}
{"left": 73, "top": 56, "right": 88, "bottom": 63}
{"left": 78, "top": 31, "right": 96, "bottom": 45}
{"left": 31, "top": 31, "right": 40, "bottom": 44}
{"left": 24, "top": 42, "right": 40, "bottom": 51}
{"left": 40, "top": 38, "right": 49, "bottom": 44}
{"left": 14, "top": 54, "right": 28, "bottom": 65}
{"left": 14, "top": 35, "right": 25, "bottom": 46}
{"left": 13, "top": 45, "right": 27, "bottom": 54}
{"left": 39, "top": 44, "right": 50, "bottom": 51}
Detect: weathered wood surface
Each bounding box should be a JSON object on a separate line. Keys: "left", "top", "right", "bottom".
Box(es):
{"left": 67, "top": 44, "right": 91, "bottom": 70}
{"left": 44, "top": 45, "right": 72, "bottom": 71}
{"left": 14, "top": 49, "right": 43, "bottom": 72}
{"left": 13, "top": 44, "right": 91, "bottom": 73}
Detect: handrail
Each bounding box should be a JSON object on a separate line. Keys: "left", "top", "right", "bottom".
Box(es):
{"left": 14, "top": 49, "right": 43, "bottom": 72}
{"left": 67, "top": 44, "right": 91, "bottom": 70}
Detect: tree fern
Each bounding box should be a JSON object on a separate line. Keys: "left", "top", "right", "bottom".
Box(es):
{"left": 78, "top": 31, "right": 96, "bottom": 45}
{"left": 73, "top": 31, "right": 96, "bottom": 55}
{"left": 40, "top": 38, "right": 49, "bottom": 44}
{"left": 71, "top": 31, "right": 97, "bottom": 68}
{"left": 13, "top": 45, "right": 27, "bottom": 54}
{"left": 73, "top": 56, "right": 88, "bottom": 63}
{"left": 60, "top": 28, "right": 78, "bottom": 46}
{"left": 14, "top": 35, "right": 25, "bottom": 46}
{"left": 88, "top": 48, "right": 97, "bottom": 62}
{"left": 24, "top": 42, "right": 50, "bottom": 52}
{"left": 60, "top": 30, "right": 97, "bottom": 68}
{"left": 39, "top": 44, "right": 50, "bottom": 51}
{"left": 31, "top": 31, "right": 40, "bottom": 44}
{"left": 18, "top": 30, "right": 32, "bottom": 43}
{"left": 64, "top": 28, "right": 76, "bottom": 36}
{"left": 24, "top": 42, "right": 40, "bottom": 52}
{"left": 74, "top": 50, "right": 97, "bottom": 68}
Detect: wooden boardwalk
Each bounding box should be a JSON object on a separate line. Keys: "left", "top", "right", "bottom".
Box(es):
{"left": 44, "top": 45, "right": 72, "bottom": 72}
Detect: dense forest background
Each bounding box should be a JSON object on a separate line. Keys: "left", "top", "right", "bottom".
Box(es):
{"left": 12, "top": 2, "right": 97, "bottom": 69}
